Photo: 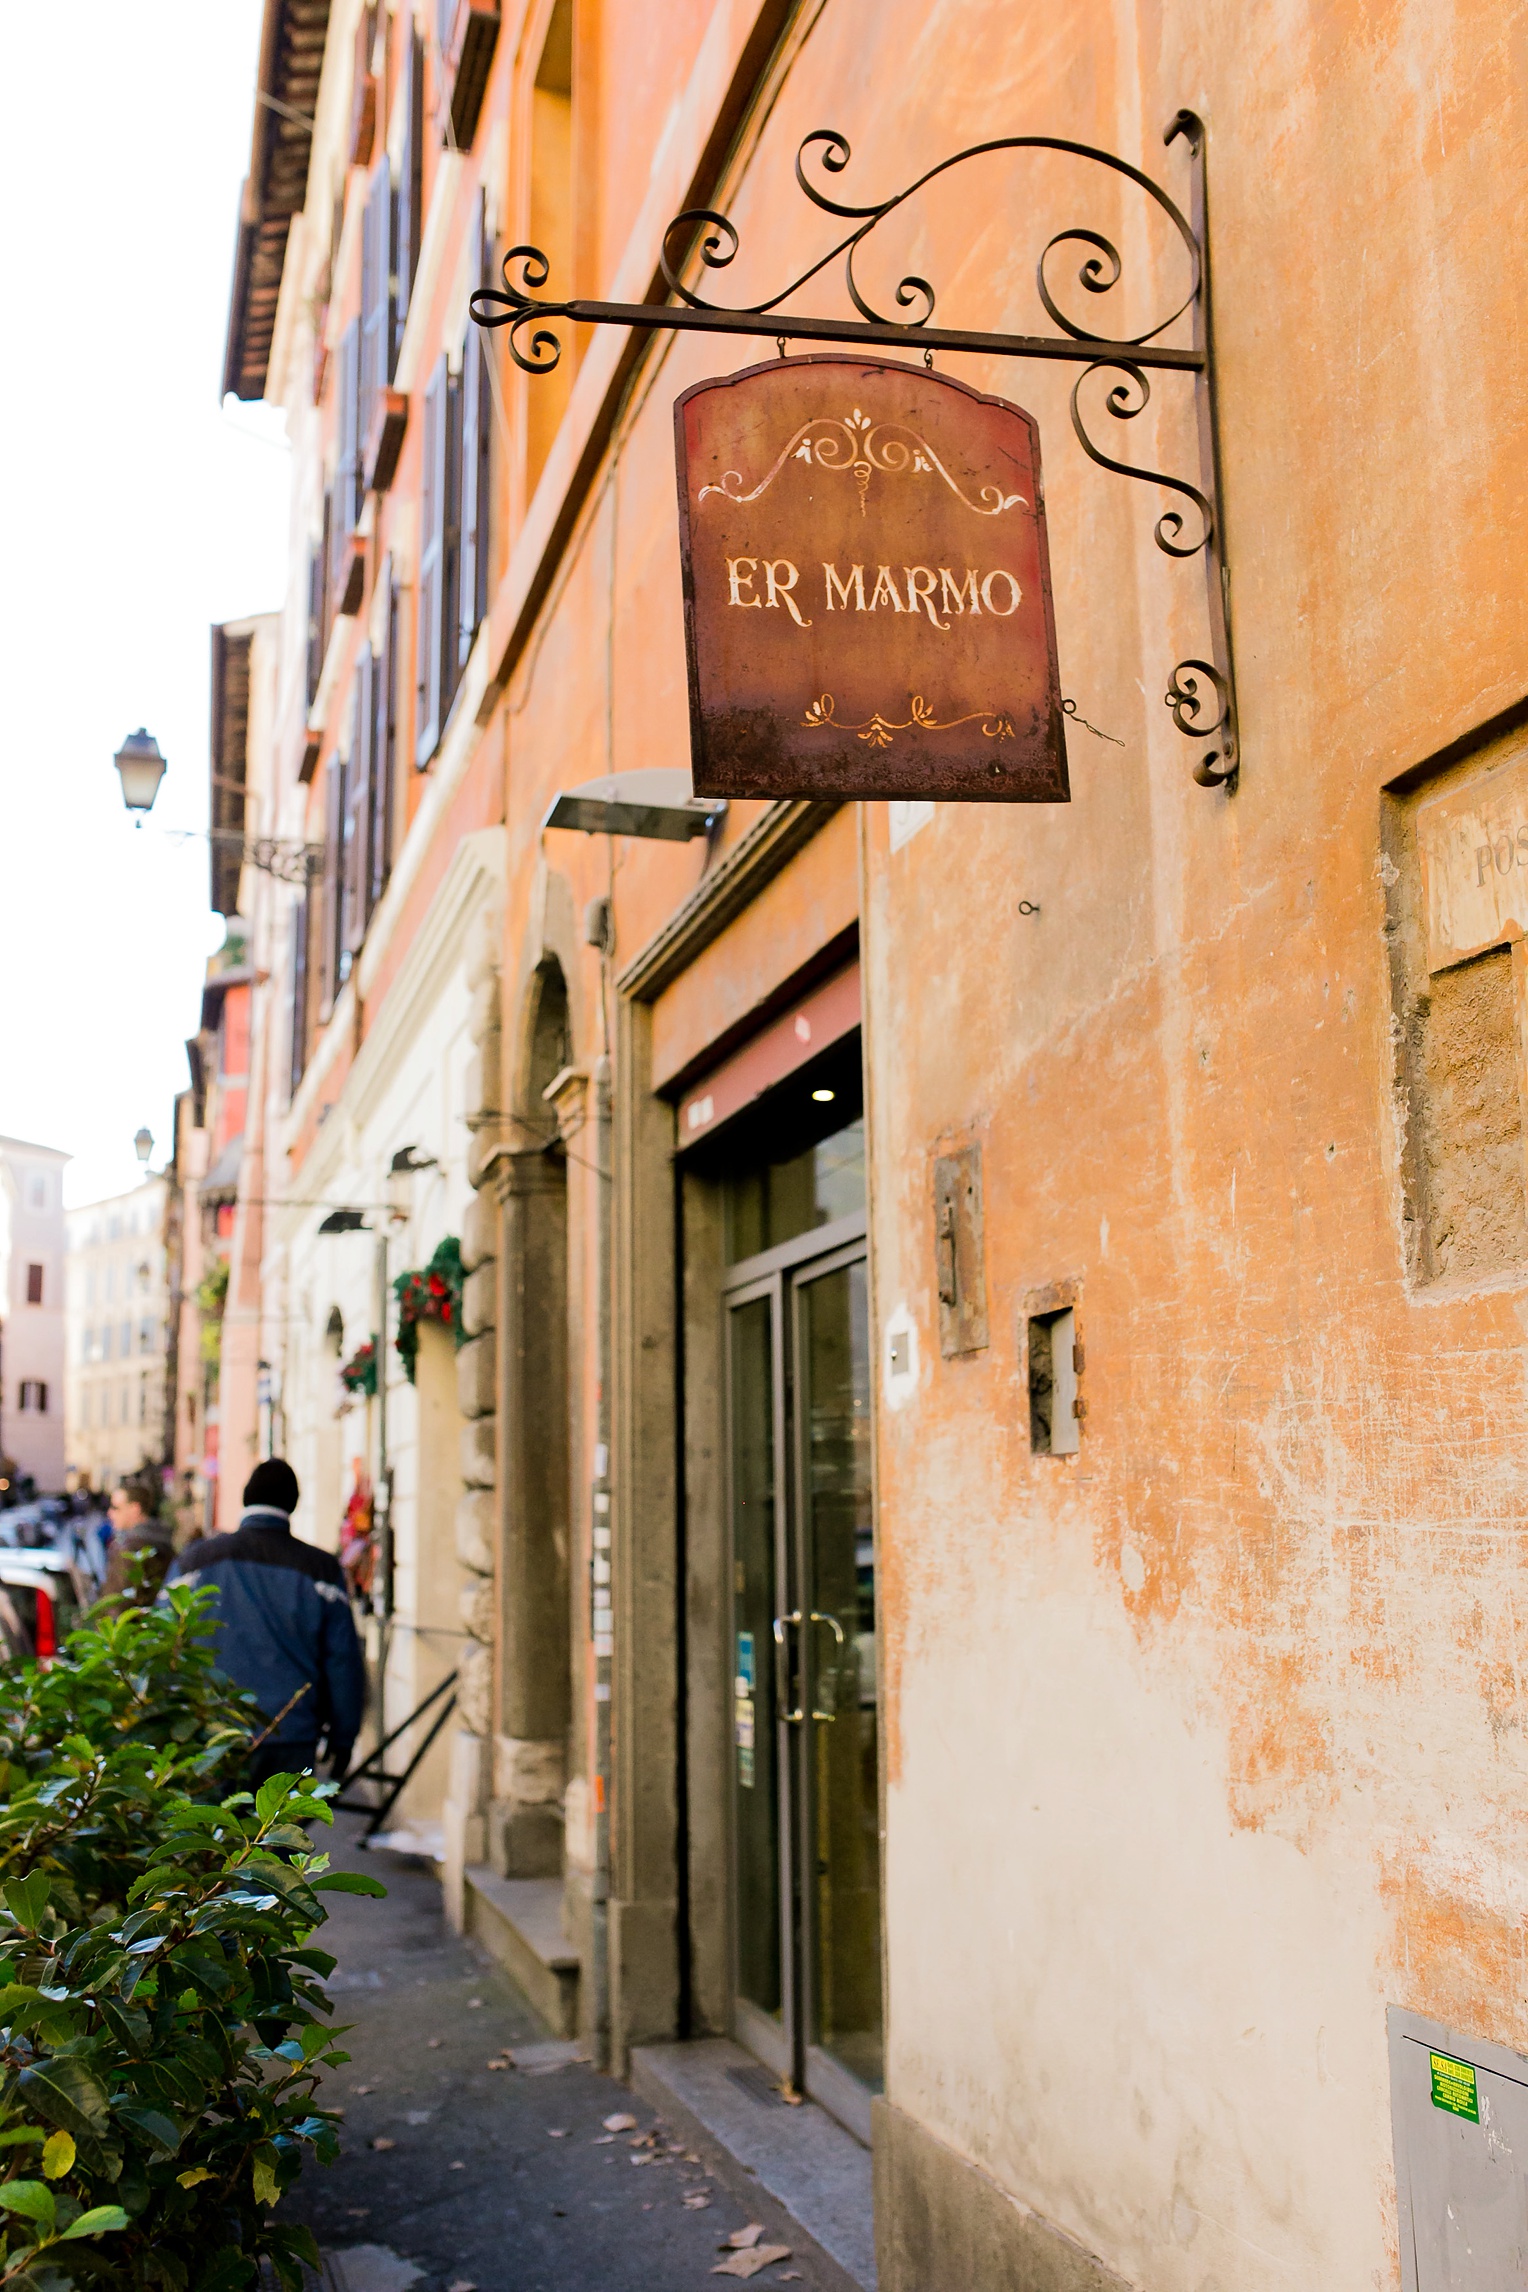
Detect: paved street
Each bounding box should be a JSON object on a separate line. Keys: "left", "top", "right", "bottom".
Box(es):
{"left": 288, "top": 1819, "right": 834, "bottom": 2292}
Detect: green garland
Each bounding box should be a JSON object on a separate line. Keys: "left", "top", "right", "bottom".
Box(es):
{"left": 393, "top": 1237, "right": 465, "bottom": 1384}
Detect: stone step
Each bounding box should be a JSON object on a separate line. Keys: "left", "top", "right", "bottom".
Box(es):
{"left": 462, "top": 1866, "right": 580, "bottom": 2037}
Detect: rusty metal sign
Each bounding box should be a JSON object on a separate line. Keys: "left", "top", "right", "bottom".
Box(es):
{"left": 674, "top": 355, "right": 1068, "bottom": 802}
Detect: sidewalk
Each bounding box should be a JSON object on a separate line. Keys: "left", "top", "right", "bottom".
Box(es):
{"left": 285, "top": 1817, "right": 843, "bottom": 2292}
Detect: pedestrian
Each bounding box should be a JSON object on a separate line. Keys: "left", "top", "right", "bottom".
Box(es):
{"left": 101, "top": 1473, "right": 175, "bottom": 1604}
{"left": 166, "top": 1459, "right": 365, "bottom": 1791}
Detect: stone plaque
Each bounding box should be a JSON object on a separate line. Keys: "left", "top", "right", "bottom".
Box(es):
{"left": 1416, "top": 742, "right": 1528, "bottom": 972}
{"left": 674, "top": 355, "right": 1068, "bottom": 801}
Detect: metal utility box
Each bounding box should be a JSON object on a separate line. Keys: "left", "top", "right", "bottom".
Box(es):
{"left": 1390, "top": 2006, "right": 1528, "bottom": 2286}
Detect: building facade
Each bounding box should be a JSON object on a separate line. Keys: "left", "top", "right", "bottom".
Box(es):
{"left": 63, "top": 1176, "right": 170, "bottom": 1493}
{"left": 0, "top": 1137, "right": 68, "bottom": 1495}
{"left": 208, "top": 0, "right": 1528, "bottom": 2284}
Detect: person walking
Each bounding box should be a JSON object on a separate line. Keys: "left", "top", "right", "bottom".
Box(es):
{"left": 102, "top": 1473, "right": 176, "bottom": 1604}
{"left": 166, "top": 1459, "right": 365, "bottom": 1788}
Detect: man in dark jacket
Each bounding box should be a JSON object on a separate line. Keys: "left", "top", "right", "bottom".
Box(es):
{"left": 102, "top": 1473, "right": 176, "bottom": 1604}
{"left": 167, "top": 1459, "right": 365, "bottom": 1788}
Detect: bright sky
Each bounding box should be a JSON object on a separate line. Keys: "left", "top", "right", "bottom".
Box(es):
{"left": 0, "top": 5, "right": 291, "bottom": 1207}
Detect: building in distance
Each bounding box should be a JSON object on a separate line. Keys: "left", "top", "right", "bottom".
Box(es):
{"left": 0, "top": 1137, "right": 68, "bottom": 1497}
{"left": 64, "top": 1176, "right": 169, "bottom": 1495}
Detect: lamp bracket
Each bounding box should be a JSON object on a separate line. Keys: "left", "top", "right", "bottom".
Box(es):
{"left": 472, "top": 111, "right": 1236, "bottom": 788}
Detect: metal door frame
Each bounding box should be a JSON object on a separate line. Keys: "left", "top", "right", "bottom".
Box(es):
{"left": 721, "top": 1214, "right": 872, "bottom": 2127}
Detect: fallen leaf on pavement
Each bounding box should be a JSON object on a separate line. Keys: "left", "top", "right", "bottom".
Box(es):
{"left": 683, "top": 2194, "right": 712, "bottom": 2209}
{"left": 427, "top": 2038, "right": 443, "bottom": 2049}
{"left": 353, "top": 2085, "right": 375, "bottom": 2096}
{"left": 467, "top": 1997, "right": 483, "bottom": 2008}
{"left": 603, "top": 2112, "right": 637, "bottom": 2131}
{"left": 723, "top": 2226, "right": 765, "bottom": 2249}
{"left": 447, "top": 2280, "right": 477, "bottom": 2290}
{"left": 547, "top": 2128, "right": 569, "bottom": 2138}
{"left": 780, "top": 2275, "right": 803, "bottom": 2282}
{"left": 712, "top": 2252, "right": 791, "bottom": 2280}
{"left": 449, "top": 2160, "right": 465, "bottom": 2171}
{"left": 370, "top": 2137, "right": 396, "bottom": 2152}
{"left": 630, "top": 2153, "right": 653, "bottom": 2165}
{"left": 593, "top": 2134, "right": 616, "bottom": 2144}
{"left": 486, "top": 2060, "right": 509, "bottom": 2072}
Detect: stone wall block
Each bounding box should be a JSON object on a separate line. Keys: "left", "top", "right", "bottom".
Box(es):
{"left": 468, "top": 976, "right": 501, "bottom": 1047}
{"left": 467, "top": 1122, "right": 504, "bottom": 1192}
{"left": 463, "top": 1032, "right": 501, "bottom": 1124}
{"left": 461, "top": 1189, "right": 497, "bottom": 1272}
{"left": 457, "top": 1330, "right": 497, "bottom": 1419}
{"left": 460, "top": 1416, "right": 496, "bottom": 1489}
{"left": 456, "top": 1638, "right": 493, "bottom": 1735}
{"left": 456, "top": 1487, "right": 495, "bottom": 1574}
{"left": 462, "top": 1261, "right": 496, "bottom": 1337}
{"left": 459, "top": 1574, "right": 495, "bottom": 1643}
{"left": 465, "top": 904, "right": 503, "bottom": 995}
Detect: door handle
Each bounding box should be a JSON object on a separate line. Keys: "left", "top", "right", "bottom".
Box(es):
{"left": 808, "top": 1610, "right": 845, "bottom": 1721}
{"left": 772, "top": 1611, "right": 804, "bottom": 1723}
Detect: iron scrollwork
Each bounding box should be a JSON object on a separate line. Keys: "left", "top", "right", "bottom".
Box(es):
{"left": 471, "top": 109, "right": 1236, "bottom": 788}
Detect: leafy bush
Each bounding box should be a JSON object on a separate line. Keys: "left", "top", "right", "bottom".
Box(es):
{"left": 0, "top": 1590, "right": 383, "bottom": 2290}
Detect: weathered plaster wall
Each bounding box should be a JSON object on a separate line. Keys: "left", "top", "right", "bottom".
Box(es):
{"left": 857, "top": 0, "right": 1528, "bottom": 2282}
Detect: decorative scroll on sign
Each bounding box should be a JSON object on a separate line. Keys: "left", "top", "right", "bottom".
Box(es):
{"left": 674, "top": 356, "right": 1069, "bottom": 802}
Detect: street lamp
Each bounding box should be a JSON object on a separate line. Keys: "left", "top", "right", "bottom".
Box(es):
{"left": 113, "top": 729, "right": 168, "bottom": 817}
{"left": 133, "top": 1127, "right": 153, "bottom": 1165}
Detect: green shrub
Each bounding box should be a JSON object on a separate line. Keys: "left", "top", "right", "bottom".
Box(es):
{"left": 0, "top": 1589, "right": 383, "bottom": 2290}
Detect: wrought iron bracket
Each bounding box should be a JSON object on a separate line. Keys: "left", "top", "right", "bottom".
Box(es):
{"left": 472, "top": 110, "right": 1236, "bottom": 789}
{"left": 208, "top": 829, "right": 325, "bottom": 885}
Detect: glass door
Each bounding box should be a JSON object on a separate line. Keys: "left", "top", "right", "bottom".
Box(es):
{"left": 795, "top": 1249, "right": 880, "bottom": 2133}
{"left": 725, "top": 1238, "right": 880, "bottom": 2139}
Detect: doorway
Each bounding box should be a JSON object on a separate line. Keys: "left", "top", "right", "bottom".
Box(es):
{"left": 718, "top": 1065, "right": 880, "bottom": 2143}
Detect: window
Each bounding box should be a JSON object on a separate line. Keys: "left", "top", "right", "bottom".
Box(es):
{"left": 393, "top": 25, "right": 423, "bottom": 374}
{"left": 359, "top": 152, "right": 395, "bottom": 481}
{"left": 458, "top": 192, "right": 493, "bottom": 673}
{"left": 85, "top": 1268, "right": 96, "bottom": 1307}
{"left": 415, "top": 352, "right": 460, "bottom": 765}
{"left": 289, "top": 890, "right": 311, "bottom": 1098}
{"left": 105, "top": 1264, "right": 116, "bottom": 1304}
{"left": 27, "top": 1175, "right": 46, "bottom": 1210}
{"left": 119, "top": 1321, "right": 132, "bottom": 1360}
{"left": 82, "top": 1387, "right": 92, "bottom": 1430}
{"left": 25, "top": 1264, "right": 43, "bottom": 1305}
{"left": 139, "top": 1319, "right": 156, "bottom": 1354}
{"left": 18, "top": 1382, "right": 47, "bottom": 1414}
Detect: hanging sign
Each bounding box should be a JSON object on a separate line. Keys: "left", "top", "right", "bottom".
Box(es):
{"left": 674, "top": 355, "right": 1068, "bottom": 803}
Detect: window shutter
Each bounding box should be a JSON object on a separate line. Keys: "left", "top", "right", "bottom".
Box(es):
{"left": 394, "top": 27, "right": 424, "bottom": 371}
{"left": 305, "top": 542, "right": 325, "bottom": 705}
{"left": 443, "top": 364, "right": 464, "bottom": 715}
{"left": 458, "top": 190, "right": 492, "bottom": 670}
{"left": 359, "top": 156, "right": 392, "bottom": 455}
{"left": 342, "top": 655, "right": 373, "bottom": 957}
{"left": 318, "top": 487, "right": 334, "bottom": 662}
{"left": 319, "top": 752, "right": 342, "bottom": 1017}
{"left": 416, "top": 356, "right": 448, "bottom": 765}
{"left": 336, "top": 315, "right": 363, "bottom": 536}
{"left": 369, "top": 565, "right": 397, "bottom": 916}
{"left": 289, "top": 891, "right": 310, "bottom": 1098}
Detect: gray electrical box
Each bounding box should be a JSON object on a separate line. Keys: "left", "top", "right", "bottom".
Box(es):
{"left": 1390, "top": 2006, "right": 1528, "bottom": 2286}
